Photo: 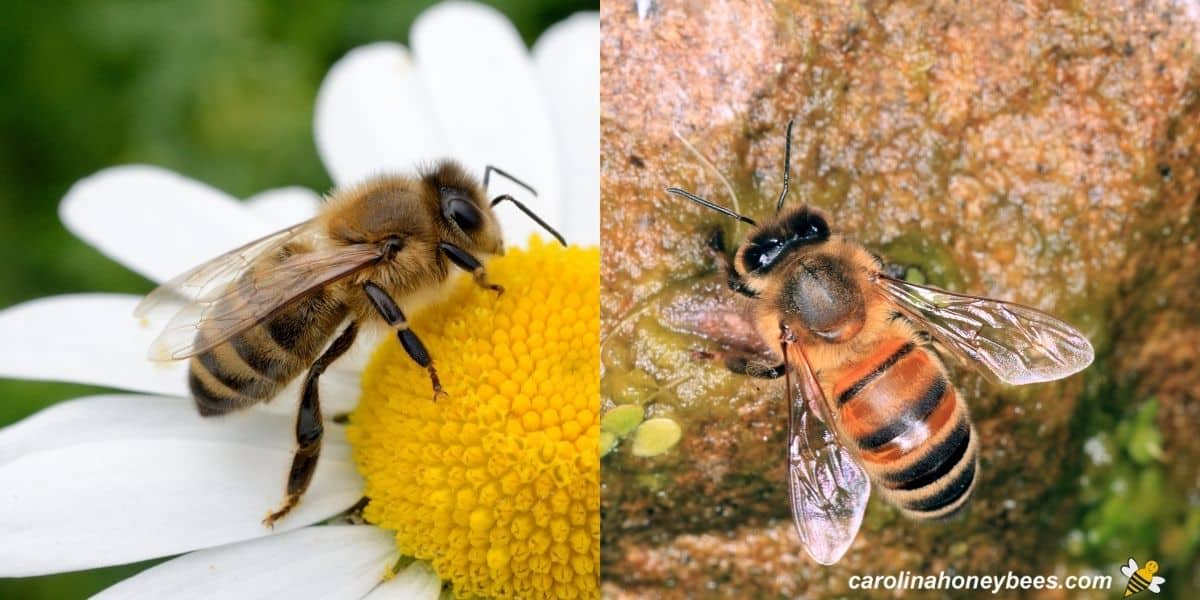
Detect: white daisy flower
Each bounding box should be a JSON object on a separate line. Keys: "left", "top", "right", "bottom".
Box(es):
{"left": 0, "top": 2, "right": 598, "bottom": 599}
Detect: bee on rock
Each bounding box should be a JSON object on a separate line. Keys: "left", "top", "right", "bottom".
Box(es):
{"left": 665, "top": 123, "right": 1094, "bottom": 565}
{"left": 138, "top": 161, "right": 564, "bottom": 526}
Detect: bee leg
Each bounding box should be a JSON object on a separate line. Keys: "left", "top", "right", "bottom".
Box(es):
{"left": 363, "top": 282, "right": 447, "bottom": 400}
{"left": 439, "top": 242, "right": 504, "bottom": 295}
{"left": 724, "top": 270, "right": 758, "bottom": 299}
{"left": 724, "top": 354, "right": 786, "bottom": 379}
{"left": 692, "top": 347, "right": 786, "bottom": 379}
{"left": 337, "top": 496, "right": 371, "bottom": 525}
{"left": 706, "top": 230, "right": 757, "bottom": 298}
{"left": 264, "top": 320, "right": 360, "bottom": 528}
{"left": 868, "top": 251, "right": 910, "bottom": 280}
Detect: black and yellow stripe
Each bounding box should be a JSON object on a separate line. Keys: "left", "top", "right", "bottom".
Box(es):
{"left": 836, "top": 341, "right": 914, "bottom": 406}
{"left": 836, "top": 339, "right": 979, "bottom": 520}
{"left": 1125, "top": 572, "right": 1149, "bottom": 596}
{"left": 189, "top": 286, "right": 347, "bottom": 416}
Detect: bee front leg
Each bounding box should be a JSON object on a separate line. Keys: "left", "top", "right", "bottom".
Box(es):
{"left": 264, "top": 320, "right": 359, "bottom": 528}
{"left": 363, "top": 281, "right": 446, "bottom": 400}
{"left": 706, "top": 229, "right": 757, "bottom": 298}
{"left": 439, "top": 242, "right": 504, "bottom": 295}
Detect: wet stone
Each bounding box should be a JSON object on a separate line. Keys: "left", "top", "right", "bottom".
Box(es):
{"left": 601, "top": 0, "right": 1200, "bottom": 596}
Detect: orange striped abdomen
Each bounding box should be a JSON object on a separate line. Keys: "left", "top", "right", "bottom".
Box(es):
{"left": 832, "top": 336, "right": 978, "bottom": 519}
{"left": 188, "top": 289, "right": 348, "bottom": 416}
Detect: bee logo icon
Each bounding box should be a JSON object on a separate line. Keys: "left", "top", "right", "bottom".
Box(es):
{"left": 1121, "top": 558, "right": 1165, "bottom": 596}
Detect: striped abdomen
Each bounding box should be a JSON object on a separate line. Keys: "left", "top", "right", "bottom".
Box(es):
{"left": 833, "top": 336, "right": 978, "bottom": 519}
{"left": 188, "top": 288, "right": 348, "bottom": 416}
{"left": 1124, "top": 572, "right": 1150, "bottom": 596}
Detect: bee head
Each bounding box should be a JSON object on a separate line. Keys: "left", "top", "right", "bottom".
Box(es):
{"left": 423, "top": 160, "right": 505, "bottom": 255}
{"left": 736, "top": 207, "right": 831, "bottom": 276}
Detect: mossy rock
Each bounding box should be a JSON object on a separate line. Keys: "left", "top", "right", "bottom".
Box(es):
{"left": 600, "top": 0, "right": 1200, "bottom": 597}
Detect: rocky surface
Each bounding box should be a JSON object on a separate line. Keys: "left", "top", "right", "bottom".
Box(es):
{"left": 600, "top": 0, "right": 1200, "bottom": 597}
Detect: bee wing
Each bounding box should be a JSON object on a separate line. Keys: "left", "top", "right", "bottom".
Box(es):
{"left": 875, "top": 274, "right": 1094, "bottom": 385}
{"left": 1121, "top": 558, "right": 1137, "bottom": 577}
{"left": 147, "top": 242, "right": 383, "bottom": 361}
{"left": 1148, "top": 576, "right": 1165, "bottom": 592}
{"left": 783, "top": 339, "right": 871, "bottom": 565}
{"left": 135, "top": 221, "right": 314, "bottom": 319}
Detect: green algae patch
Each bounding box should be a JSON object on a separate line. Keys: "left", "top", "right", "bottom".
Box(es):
{"left": 1067, "top": 385, "right": 1199, "bottom": 579}
{"left": 1124, "top": 402, "right": 1165, "bottom": 466}
{"left": 602, "top": 404, "right": 645, "bottom": 438}
{"left": 903, "top": 266, "right": 927, "bottom": 285}
{"left": 631, "top": 418, "right": 682, "bottom": 457}
{"left": 879, "top": 234, "right": 966, "bottom": 291}
{"left": 600, "top": 431, "right": 618, "bottom": 458}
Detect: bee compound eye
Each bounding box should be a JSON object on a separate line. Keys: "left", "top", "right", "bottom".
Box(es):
{"left": 742, "top": 239, "right": 785, "bottom": 273}
{"left": 445, "top": 197, "right": 483, "bottom": 231}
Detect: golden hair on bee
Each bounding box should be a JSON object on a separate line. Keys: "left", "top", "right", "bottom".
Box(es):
{"left": 666, "top": 120, "right": 1093, "bottom": 565}
{"left": 319, "top": 161, "right": 506, "bottom": 302}
{"left": 137, "top": 159, "right": 565, "bottom": 527}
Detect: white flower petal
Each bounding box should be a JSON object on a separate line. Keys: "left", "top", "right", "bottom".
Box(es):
{"left": 245, "top": 186, "right": 323, "bottom": 230}
{"left": 0, "top": 439, "right": 362, "bottom": 575}
{"left": 534, "top": 13, "right": 600, "bottom": 246}
{"left": 364, "top": 561, "right": 442, "bottom": 600}
{"left": 0, "top": 292, "right": 373, "bottom": 410}
{"left": 412, "top": 2, "right": 562, "bottom": 243}
{"left": 60, "top": 165, "right": 275, "bottom": 284}
{"left": 0, "top": 394, "right": 352, "bottom": 467}
{"left": 94, "top": 526, "right": 395, "bottom": 600}
{"left": 0, "top": 294, "right": 187, "bottom": 396}
{"left": 314, "top": 42, "right": 448, "bottom": 187}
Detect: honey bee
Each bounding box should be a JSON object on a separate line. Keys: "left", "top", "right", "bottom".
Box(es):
{"left": 665, "top": 122, "right": 1094, "bottom": 565}
{"left": 137, "top": 160, "right": 565, "bottom": 526}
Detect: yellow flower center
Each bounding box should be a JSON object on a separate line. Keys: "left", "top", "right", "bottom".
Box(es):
{"left": 348, "top": 238, "right": 600, "bottom": 600}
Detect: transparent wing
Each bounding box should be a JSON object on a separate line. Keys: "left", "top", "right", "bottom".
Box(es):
{"left": 1121, "top": 558, "right": 1137, "bottom": 577}
{"left": 1148, "top": 576, "right": 1164, "bottom": 592}
{"left": 148, "top": 243, "right": 382, "bottom": 361}
{"left": 876, "top": 274, "right": 1094, "bottom": 385}
{"left": 783, "top": 339, "right": 870, "bottom": 565}
{"left": 135, "top": 221, "right": 313, "bottom": 319}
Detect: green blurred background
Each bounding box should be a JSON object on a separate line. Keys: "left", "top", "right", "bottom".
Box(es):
{"left": 0, "top": 1, "right": 592, "bottom": 597}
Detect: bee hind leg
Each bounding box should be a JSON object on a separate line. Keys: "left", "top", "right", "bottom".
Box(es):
{"left": 363, "top": 282, "right": 446, "bottom": 401}
{"left": 724, "top": 354, "right": 786, "bottom": 379}
{"left": 692, "top": 347, "right": 786, "bottom": 379}
{"left": 264, "top": 320, "right": 360, "bottom": 528}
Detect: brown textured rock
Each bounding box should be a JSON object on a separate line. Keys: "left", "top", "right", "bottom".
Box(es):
{"left": 601, "top": 0, "right": 1200, "bottom": 597}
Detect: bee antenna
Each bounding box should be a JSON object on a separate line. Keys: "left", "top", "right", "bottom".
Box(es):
{"left": 671, "top": 125, "right": 742, "bottom": 220}
{"left": 490, "top": 195, "right": 567, "bottom": 246}
{"left": 665, "top": 187, "right": 758, "bottom": 226}
{"left": 483, "top": 165, "right": 538, "bottom": 197}
{"left": 776, "top": 119, "right": 794, "bottom": 214}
